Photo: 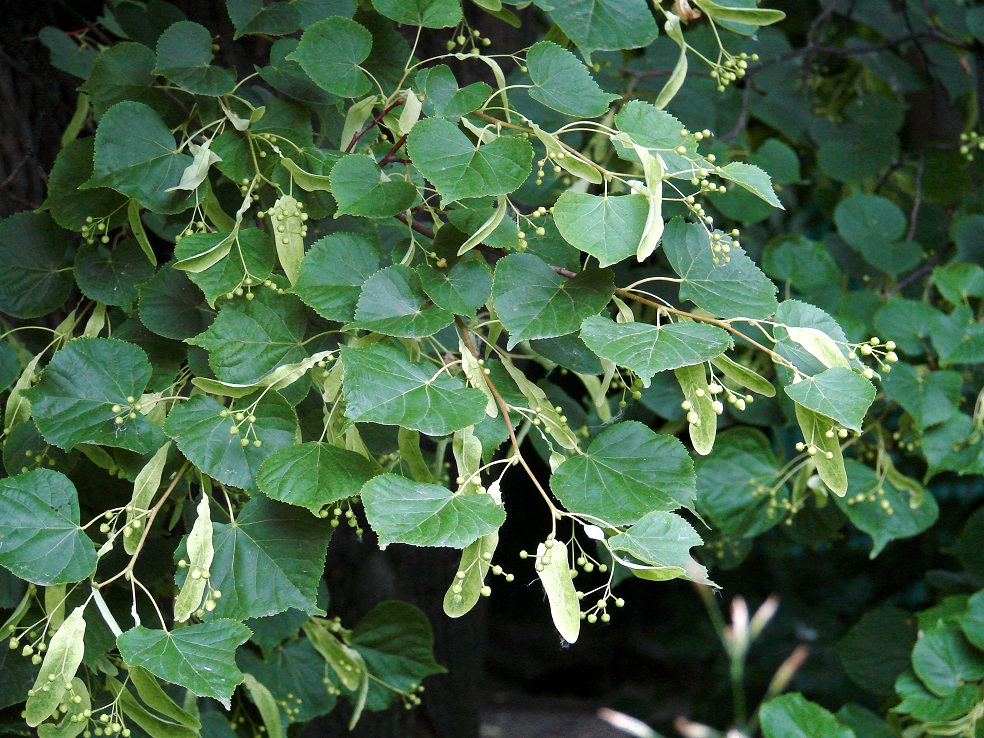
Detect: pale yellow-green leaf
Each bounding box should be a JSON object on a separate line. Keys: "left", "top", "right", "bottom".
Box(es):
{"left": 173, "top": 494, "right": 214, "bottom": 622}
{"left": 191, "top": 350, "right": 333, "bottom": 398}
{"left": 675, "top": 363, "right": 717, "bottom": 455}
{"left": 655, "top": 14, "right": 687, "bottom": 110}
{"left": 458, "top": 194, "right": 506, "bottom": 255}
{"left": 242, "top": 674, "right": 283, "bottom": 738}
{"left": 531, "top": 123, "right": 603, "bottom": 184}
{"left": 25, "top": 605, "right": 86, "bottom": 727}
{"left": 165, "top": 140, "right": 221, "bottom": 193}
{"left": 303, "top": 619, "right": 366, "bottom": 691}
{"left": 444, "top": 532, "right": 498, "bottom": 618}
{"left": 271, "top": 194, "right": 305, "bottom": 284}
{"left": 124, "top": 442, "right": 171, "bottom": 554}
{"left": 281, "top": 157, "right": 332, "bottom": 193}
{"left": 398, "top": 89, "right": 422, "bottom": 135}
{"left": 710, "top": 354, "right": 776, "bottom": 397}
{"left": 127, "top": 199, "right": 157, "bottom": 266}
{"left": 44, "top": 584, "right": 66, "bottom": 630}
{"left": 5, "top": 353, "right": 42, "bottom": 431}
{"left": 37, "top": 678, "right": 89, "bottom": 738}
{"left": 536, "top": 540, "right": 580, "bottom": 643}
{"left": 341, "top": 96, "right": 378, "bottom": 151}
{"left": 785, "top": 326, "right": 850, "bottom": 369}
{"left": 794, "top": 403, "right": 848, "bottom": 496}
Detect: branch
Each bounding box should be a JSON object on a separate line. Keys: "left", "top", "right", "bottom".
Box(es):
{"left": 345, "top": 98, "right": 405, "bottom": 153}
{"left": 454, "top": 317, "right": 558, "bottom": 530}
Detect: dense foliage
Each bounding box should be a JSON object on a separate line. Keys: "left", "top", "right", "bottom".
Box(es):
{"left": 1, "top": 0, "right": 983, "bottom": 735}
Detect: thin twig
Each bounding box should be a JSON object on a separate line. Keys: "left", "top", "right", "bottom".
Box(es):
{"left": 95, "top": 462, "right": 190, "bottom": 589}
{"left": 455, "top": 317, "right": 558, "bottom": 532}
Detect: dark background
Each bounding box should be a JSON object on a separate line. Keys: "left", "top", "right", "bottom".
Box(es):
{"left": 1, "top": 2, "right": 981, "bottom": 737}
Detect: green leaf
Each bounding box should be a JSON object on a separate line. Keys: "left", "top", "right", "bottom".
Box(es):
{"left": 330, "top": 154, "right": 417, "bottom": 217}
{"left": 154, "top": 21, "right": 235, "bottom": 95}
{"left": 75, "top": 239, "right": 155, "bottom": 312}
{"left": 27, "top": 338, "right": 166, "bottom": 454}
{"left": 202, "top": 496, "right": 332, "bottom": 620}
{"left": 0, "top": 470, "right": 97, "bottom": 586}
{"left": 117, "top": 620, "right": 251, "bottom": 701}
{"left": 492, "top": 253, "right": 614, "bottom": 348}
{"left": 692, "top": 0, "right": 785, "bottom": 26}
{"left": 874, "top": 299, "right": 939, "bottom": 357}
{"left": 256, "top": 442, "right": 378, "bottom": 515}
{"left": 417, "top": 254, "right": 493, "bottom": 315}
{"left": 662, "top": 218, "right": 778, "bottom": 320}
{"left": 348, "top": 601, "right": 446, "bottom": 710}
{"left": 227, "top": 0, "right": 301, "bottom": 37}
{"left": 834, "top": 193, "right": 906, "bottom": 249}
{"left": 933, "top": 262, "right": 984, "bottom": 304}
{"left": 529, "top": 334, "right": 603, "bottom": 375}
{"left": 526, "top": 41, "right": 618, "bottom": 118}
{"left": 893, "top": 669, "right": 980, "bottom": 722}
{"left": 534, "top": 540, "right": 580, "bottom": 644}
{"left": 416, "top": 66, "right": 491, "bottom": 120}
{"left": 25, "top": 605, "right": 87, "bottom": 727}
{"left": 717, "top": 162, "right": 782, "bottom": 208}
{"left": 188, "top": 289, "right": 307, "bottom": 385}
{"left": 760, "top": 694, "right": 854, "bottom": 738}
{"left": 882, "top": 364, "right": 961, "bottom": 430}
{"left": 370, "top": 0, "right": 462, "bottom": 27}
{"left": 932, "top": 304, "right": 984, "bottom": 366}
{"left": 607, "top": 510, "right": 711, "bottom": 584}
{"left": 164, "top": 393, "right": 298, "bottom": 492}
{"left": 43, "top": 138, "right": 127, "bottom": 232}
{"left": 696, "top": 428, "right": 788, "bottom": 538}
{"left": 80, "top": 42, "right": 166, "bottom": 117}
{"left": 406, "top": 118, "right": 533, "bottom": 203}
{"left": 961, "top": 589, "right": 984, "bottom": 651}
{"left": 551, "top": 421, "right": 695, "bottom": 526}
{"left": 911, "top": 620, "right": 984, "bottom": 697}
{"left": 87, "top": 101, "right": 197, "bottom": 214}
{"left": 552, "top": 192, "right": 650, "bottom": 267}
{"left": 288, "top": 17, "right": 372, "bottom": 97}
{"left": 784, "top": 367, "right": 875, "bottom": 432}
{"left": 793, "top": 403, "right": 848, "bottom": 496}
{"left": 350, "top": 265, "right": 454, "bottom": 337}
{"left": 613, "top": 101, "right": 698, "bottom": 173}
{"left": 291, "top": 232, "right": 380, "bottom": 322}
{"left": 3, "top": 420, "right": 77, "bottom": 477}
{"left": 838, "top": 607, "right": 917, "bottom": 696}
{"left": 835, "top": 460, "right": 938, "bottom": 557}
{"left": 580, "top": 316, "right": 732, "bottom": 386}
{"left": 236, "top": 638, "right": 337, "bottom": 724}
{"left": 176, "top": 229, "right": 276, "bottom": 308}
{"left": 362, "top": 473, "right": 505, "bottom": 548}
{"left": 539, "top": 0, "right": 658, "bottom": 59}
{"left": 444, "top": 533, "right": 497, "bottom": 617}
{"left": 39, "top": 27, "right": 96, "bottom": 79}
{"left": 138, "top": 264, "right": 211, "bottom": 341}
{"left": 341, "top": 343, "right": 487, "bottom": 436}
{"left": 0, "top": 212, "right": 74, "bottom": 319}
